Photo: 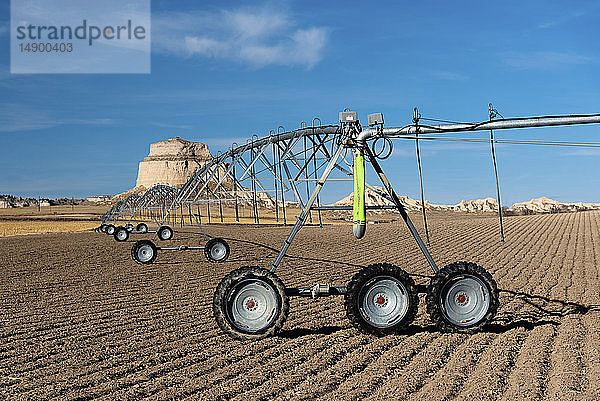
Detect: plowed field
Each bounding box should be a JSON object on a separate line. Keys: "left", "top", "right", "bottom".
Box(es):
{"left": 1, "top": 211, "right": 599, "bottom": 400}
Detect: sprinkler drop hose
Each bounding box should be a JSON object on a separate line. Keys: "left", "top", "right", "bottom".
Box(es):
{"left": 353, "top": 148, "right": 366, "bottom": 239}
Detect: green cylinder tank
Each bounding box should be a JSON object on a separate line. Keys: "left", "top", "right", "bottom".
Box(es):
{"left": 353, "top": 148, "right": 366, "bottom": 239}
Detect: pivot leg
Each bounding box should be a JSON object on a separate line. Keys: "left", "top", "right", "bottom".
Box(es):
{"left": 270, "top": 143, "right": 346, "bottom": 272}
{"left": 364, "top": 146, "right": 439, "bottom": 274}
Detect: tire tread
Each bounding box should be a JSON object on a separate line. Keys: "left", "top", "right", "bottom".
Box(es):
{"left": 426, "top": 261, "right": 499, "bottom": 333}
{"left": 345, "top": 263, "right": 419, "bottom": 336}
{"left": 213, "top": 266, "right": 289, "bottom": 340}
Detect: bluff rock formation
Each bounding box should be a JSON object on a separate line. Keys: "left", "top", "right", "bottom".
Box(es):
{"left": 509, "top": 197, "right": 600, "bottom": 214}
{"left": 333, "top": 188, "right": 600, "bottom": 214}
{"left": 135, "top": 137, "right": 214, "bottom": 188}
{"left": 333, "top": 187, "right": 501, "bottom": 213}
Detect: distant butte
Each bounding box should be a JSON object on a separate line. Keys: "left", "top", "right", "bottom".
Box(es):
{"left": 135, "top": 137, "right": 214, "bottom": 189}
{"left": 332, "top": 187, "right": 600, "bottom": 215}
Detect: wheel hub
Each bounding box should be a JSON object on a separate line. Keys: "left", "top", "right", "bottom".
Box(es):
{"left": 374, "top": 293, "right": 389, "bottom": 307}
{"left": 244, "top": 297, "right": 258, "bottom": 311}
{"left": 228, "top": 280, "right": 279, "bottom": 332}
{"left": 440, "top": 274, "right": 491, "bottom": 326}
{"left": 138, "top": 245, "right": 153, "bottom": 262}
{"left": 359, "top": 276, "right": 409, "bottom": 328}
{"left": 455, "top": 292, "right": 469, "bottom": 306}
{"left": 211, "top": 243, "right": 226, "bottom": 260}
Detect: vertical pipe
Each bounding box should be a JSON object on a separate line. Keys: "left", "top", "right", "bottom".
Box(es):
{"left": 414, "top": 108, "right": 431, "bottom": 247}
{"left": 218, "top": 195, "right": 224, "bottom": 223}
{"left": 353, "top": 148, "right": 366, "bottom": 239}
{"left": 365, "top": 145, "right": 439, "bottom": 274}
{"left": 207, "top": 196, "right": 211, "bottom": 224}
{"left": 217, "top": 151, "right": 224, "bottom": 223}
{"left": 489, "top": 103, "right": 506, "bottom": 243}
{"left": 271, "top": 131, "right": 279, "bottom": 223}
{"left": 232, "top": 145, "right": 239, "bottom": 222}
{"left": 270, "top": 143, "right": 346, "bottom": 272}
{"left": 302, "top": 122, "right": 312, "bottom": 224}
{"left": 277, "top": 127, "right": 287, "bottom": 225}
{"left": 312, "top": 118, "right": 323, "bottom": 228}
{"left": 249, "top": 138, "right": 259, "bottom": 225}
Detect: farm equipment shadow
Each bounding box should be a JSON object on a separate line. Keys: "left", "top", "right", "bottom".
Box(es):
{"left": 276, "top": 290, "right": 600, "bottom": 339}
{"left": 488, "top": 289, "right": 599, "bottom": 333}
{"left": 222, "top": 237, "right": 372, "bottom": 269}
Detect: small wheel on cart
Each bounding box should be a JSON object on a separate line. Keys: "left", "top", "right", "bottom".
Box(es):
{"left": 205, "top": 238, "right": 230, "bottom": 263}
{"left": 125, "top": 223, "right": 134, "bottom": 232}
{"left": 157, "top": 225, "right": 173, "bottom": 241}
{"left": 213, "top": 266, "right": 289, "bottom": 340}
{"left": 131, "top": 240, "right": 158, "bottom": 264}
{"left": 100, "top": 224, "right": 107, "bottom": 233}
{"left": 114, "top": 226, "right": 129, "bottom": 242}
{"left": 136, "top": 222, "right": 148, "bottom": 233}
{"left": 426, "top": 261, "right": 499, "bottom": 333}
{"left": 106, "top": 224, "right": 116, "bottom": 235}
{"left": 345, "top": 263, "right": 419, "bottom": 336}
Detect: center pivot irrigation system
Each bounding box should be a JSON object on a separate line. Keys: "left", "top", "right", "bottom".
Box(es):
{"left": 208, "top": 106, "right": 600, "bottom": 340}
{"left": 96, "top": 105, "right": 600, "bottom": 340}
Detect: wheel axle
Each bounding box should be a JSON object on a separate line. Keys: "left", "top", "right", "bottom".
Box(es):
{"left": 286, "top": 284, "right": 347, "bottom": 299}
{"left": 285, "top": 283, "right": 430, "bottom": 299}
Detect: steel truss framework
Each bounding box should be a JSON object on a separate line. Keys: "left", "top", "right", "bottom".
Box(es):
{"left": 123, "top": 185, "right": 182, "bottom": 228}
{"left": 98, "top": 108, "right": 600, "bottom": 269}
{"left": 100, "top": 186, "right": 185, "bottom": 227}
{"left": 150, "top": 109, "right": 600, "bottom": 272}
{"left": 97, "top": 185, "right": 196, "bottom": 236}
{"left": 100, "top": 194, "right": 140, "bottom": 226}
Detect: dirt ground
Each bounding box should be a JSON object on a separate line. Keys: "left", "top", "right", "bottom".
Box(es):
{"left": 1, "top": 210, "right": 599, "bottom": 400}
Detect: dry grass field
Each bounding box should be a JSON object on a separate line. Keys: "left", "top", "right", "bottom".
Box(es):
{"left": 0, "top": 221, "right": 99, "bottom": 237}
{"left": 1, "top": 210, "right": 599, "bottom": 400}
{"left": 0, "top": 205, "right": 106, "bottom": 237}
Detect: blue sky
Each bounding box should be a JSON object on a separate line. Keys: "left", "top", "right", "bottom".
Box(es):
{"left": 0, "top": 0, "right": 599, "bottom": 205}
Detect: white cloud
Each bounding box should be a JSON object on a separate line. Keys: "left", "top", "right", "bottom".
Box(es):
{"left": 153, "top": 7, "right": 329, "bottom": 69}
{"left": 500, "top": 51, "right": 598, "bottom": 70}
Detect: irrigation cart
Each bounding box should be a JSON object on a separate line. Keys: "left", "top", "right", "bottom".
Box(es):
{"left": 111, "top": 185, "right": 181, "bottom": 243}
{"left": 129, "top": 178, "right": 231, "bottom": 265}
